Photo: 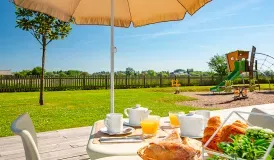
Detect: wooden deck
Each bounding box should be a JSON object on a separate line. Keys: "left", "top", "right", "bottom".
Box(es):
{"left": 0, "top": 127, "right": 92, "bottom": 160}
{"left": 1, "top": 103, "right": 274, "bottom": 160}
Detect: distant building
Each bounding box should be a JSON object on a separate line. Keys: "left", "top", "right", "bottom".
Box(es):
{"left": 0, "top": 70, "right": 13, "bottom": 76}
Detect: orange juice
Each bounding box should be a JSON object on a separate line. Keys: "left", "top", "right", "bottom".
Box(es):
{"left": 169, "top": 114, "right": 180, "bottom": 127}
{"left": 140, "top": 119, "right": 159, "bottom": 135}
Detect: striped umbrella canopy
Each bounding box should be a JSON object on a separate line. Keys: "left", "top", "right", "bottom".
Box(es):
{"left": 13, "top": 0, "right": 211, "bottom": 113}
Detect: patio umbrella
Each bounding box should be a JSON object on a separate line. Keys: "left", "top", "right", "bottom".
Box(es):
{"left": 13, "top": 0, "right": 211, "bottom": 113}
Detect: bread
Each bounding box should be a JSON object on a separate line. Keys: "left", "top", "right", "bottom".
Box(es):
{"left": 202, "top": 116, "right": 222, "bottom": 151}
{"left": 202, "top": 116, "right": 248, "bottom": 151}
{"left": 137, "top": 130, "right": 202, "bottom": 160}
{"left": 207, "top": 116, "right": 221, "bottom": 126}
{"left": 233, "top": 120, "right": 248, "bottom": 129}
{"left": 202, "top": 132, "right": 222, "bottom": 151}
{"left": 138, "top": 142, "right": 199, "bottom": 160}
{"left": 182, "top": 137, "right": 202, "bottom": 157}
{"left": 162, "top": 130, "right": 183, "bottom": 144}
{"left": 220, "top": 121, "right": 247, "bottom": 142}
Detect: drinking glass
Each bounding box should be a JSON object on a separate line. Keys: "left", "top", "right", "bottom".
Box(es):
{"left": 140, "top": 117, "right": 159, "bottom": 138}
{"left": 169, "top": 111, "right": 184, "bottom": 128}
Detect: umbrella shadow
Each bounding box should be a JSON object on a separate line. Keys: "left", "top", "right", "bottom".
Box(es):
{"left": 203, "top": 97, "right": 248, "bottom": 106}
{"left": 195, "top": 93, "right": 233, "bottom": 97}
{"left": 255, "top": 91, "right": 274, "bottom": 95}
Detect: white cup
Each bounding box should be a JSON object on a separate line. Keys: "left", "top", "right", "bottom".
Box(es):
{"left": 104, "top": 113, "right": 123, "bottom": 134}
{"left": 195, "top": 110, "right": 210, "bottom": 128}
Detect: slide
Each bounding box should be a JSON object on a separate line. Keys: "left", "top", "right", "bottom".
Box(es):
{"left": 210, "top": 61, "right": 245, "bottom": 92}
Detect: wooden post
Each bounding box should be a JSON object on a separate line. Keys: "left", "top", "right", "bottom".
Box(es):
{"left": 105, "top": 75, "right": 108, "bottom": 89}
{"left": 187, "top": 75, "right": 190, "bottom": 86}
{"left": 29, "top": 75, "right": 32, "bottom": 91}
{"left": 125, "top": 75, "right": 128, "bottom": 88}
{"left": 83, "top": 75, "right": 86, "bottom": 89}
{"left": 200, "top": 75, "right": 203, "bottom": 86}
{"left": 0, "top": 75, "right": 2, "bottom": 92}
{"left": 160, "top": 75, "right": 162, "bottom": 87}
{"left": 59, "top": 75, "right": 62, "bottom": 89}
{"left": 249, "top": 46, "right": 256, "bottom": 80}
{"left": 143, "top": 75, "right": 146, "bottom": 88}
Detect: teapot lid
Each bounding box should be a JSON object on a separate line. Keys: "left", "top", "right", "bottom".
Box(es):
{"left": 132, "top": 104, "right": 148, "bottom": 110}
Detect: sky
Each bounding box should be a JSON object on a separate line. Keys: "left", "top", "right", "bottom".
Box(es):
{"left": 1, "top": 0, "right": 274, "bottom": 73}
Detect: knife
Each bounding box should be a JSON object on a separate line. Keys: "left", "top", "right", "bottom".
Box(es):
{"left": 99, "top": 136, "right": 143, "bottom": 143}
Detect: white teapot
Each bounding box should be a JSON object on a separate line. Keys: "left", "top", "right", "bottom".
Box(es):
{"left": 124, "top": 104, "right": 152, "bottom": 126}
{"left": 178, "top": 112, "right": 204, "bottom": 137}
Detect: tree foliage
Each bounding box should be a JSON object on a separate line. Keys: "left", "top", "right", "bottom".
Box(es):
{"left": 15, "top": 8, "right": 72, "bottom": 44}
{"left": 31, "top": 67, "right": 43, "bottom": 75}
{"left": 208, "top": 54, "right": 228, "bottom": 75}
{"left": 125, "top": 67, "right": 135, "bottom": 76}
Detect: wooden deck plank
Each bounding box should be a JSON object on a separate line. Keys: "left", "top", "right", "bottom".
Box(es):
{"left": 0, "top": 126, "right": 92, "bottom": 160}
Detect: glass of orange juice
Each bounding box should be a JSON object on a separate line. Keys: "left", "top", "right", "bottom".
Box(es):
{"left": 140, "top": 116, "right": 160, "bottom": 138}
{"left": 169, "top": 112, "right": 184, "bottom": 127}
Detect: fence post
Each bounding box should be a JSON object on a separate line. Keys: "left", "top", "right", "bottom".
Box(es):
{"left": 125, "top": 75, "right": 128, "bottom": 88}
{"left": 200, "top": 75, "right": 203, "bottom": 86}
{"left": 0, "top": 75, "right": 2, "bottom": 92}
{"left": 29, "top": 75, "right": 32, "bottom": 91}
{"left": 105, "top": 75, "right": 108, "bottom": 89}
{"left": 83, "top": 75, "right": 86, "bottom": 89}
{"left": 143, "top": 75, "right": 146, "bottom": 88}
{"left": 187, "top": 75, "right": 190, "bottom": 86}
{"left": 59, "top": 75, "right": 62, "bottom": 89}
{"left": 160, "top": 74, "right": 162, "bottom": 87}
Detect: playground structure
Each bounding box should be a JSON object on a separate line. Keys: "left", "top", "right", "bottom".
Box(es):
{"left": 210, "top": 46, "right": 274, "bottom": 99}
{"left": 171, "top": 79, "right": 181, "bottom": 94}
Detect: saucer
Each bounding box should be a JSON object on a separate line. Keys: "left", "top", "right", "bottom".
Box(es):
{"left": 100, "top": 126, "right": 135, "bottom": 136}
{"left": 123, "top": 119, "right": 141, "bottom": 127}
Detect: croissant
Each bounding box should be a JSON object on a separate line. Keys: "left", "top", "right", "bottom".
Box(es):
{"left": 220, "top": 121, "right": 247, "bottom": 142}
{"left": 202, "top": 116, "right": 222, "bottom": 151}
{"left": 233, "top": 120, "right": 248, "bottom": 129}
{"left": 207, "top": 116, "right": 221, "bottom": 127}
{"left": 202, "top": 132, "right": 222, "bottom": 151}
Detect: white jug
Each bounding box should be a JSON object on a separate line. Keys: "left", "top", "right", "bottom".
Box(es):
{"left": 178, "top": 113, "right": 204, "bottom": 137}
{"left": 124, "top": 104, "right": 152, "bottom": 126}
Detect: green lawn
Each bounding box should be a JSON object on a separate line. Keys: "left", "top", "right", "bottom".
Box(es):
{"left": 0, "top": 87, "right": 211, "bottom": 137}
{"left": 1, "top": 85, "right": 270, "bottom": 137}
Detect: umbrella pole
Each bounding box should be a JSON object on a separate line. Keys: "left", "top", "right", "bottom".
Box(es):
{"left": 110, "top": 0, "right": 115, "bottom": 113}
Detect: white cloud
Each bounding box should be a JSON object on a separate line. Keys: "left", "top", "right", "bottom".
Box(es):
{"left": 124, "top": 24, "right": 274, "bottom": 40}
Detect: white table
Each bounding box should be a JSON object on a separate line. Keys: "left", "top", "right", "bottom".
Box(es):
{"left": 86, "top": 103, "right": 274, "bottom": 160}
{"left": 86, "top": 117, "right": 170, "bottom": 160}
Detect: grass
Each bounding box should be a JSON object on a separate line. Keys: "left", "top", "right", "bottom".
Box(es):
{"left": 1, "top": 84, "right": 271, "bottom": 137}
{"left": 0, "top": 87, "right": 210, "bottom": 137}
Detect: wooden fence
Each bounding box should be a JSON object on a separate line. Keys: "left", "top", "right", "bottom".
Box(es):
{"left": 0, "top": 75, "right": 273, "bottom": 92}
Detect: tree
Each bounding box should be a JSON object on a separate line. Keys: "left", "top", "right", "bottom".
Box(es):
{"left": 208, "top": 54, "right": 228, "bottom": 75}
{"left": 125, "top": 67, "right": 135, "bottom": 76}
{"left": 32, "top": 67, "right": 43, "bottom": 75}
{"left": 174, "top": 69, "right": 186, "bottom": 73}
{"left": 15, "top": 7, "right": 72, "bottom": 105}
{"left": 14, "top": 70, "right": 32, "bottom": 76}
{"left": 147, "top": 70, "right": 156, "bottom": 76}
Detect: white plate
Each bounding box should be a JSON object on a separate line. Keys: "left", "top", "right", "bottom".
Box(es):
{"left": 100, "top": 126, "right": 135, "bottom": 136}
{"left": 123, "top": 120, "right": 141, "bottom": 127}
{"left": 180, "top": 133, "right": 203, "bottom": 139}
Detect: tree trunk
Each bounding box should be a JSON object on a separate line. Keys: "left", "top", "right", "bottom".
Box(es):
{"left": 39, "top": 36, "right": 46, "bottom": 105}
